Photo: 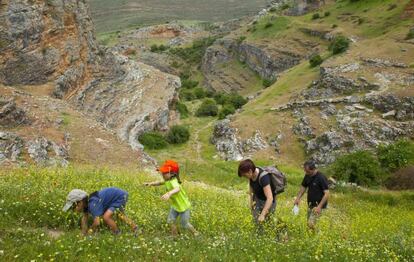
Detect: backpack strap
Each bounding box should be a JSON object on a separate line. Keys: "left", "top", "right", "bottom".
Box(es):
{"left": 257, "top": 168, "right": 268, "bottom": 187}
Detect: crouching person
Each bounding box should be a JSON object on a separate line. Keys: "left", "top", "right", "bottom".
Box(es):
{"left": 63, "top": 187, "right": 137, "bottom": 235}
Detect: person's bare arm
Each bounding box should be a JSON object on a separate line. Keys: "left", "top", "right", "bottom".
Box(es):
{"left": 80, "top": 213, "right": 89, "bottom": 235}
{"left": 143, "top": 181, "right": 165, "bottom": 186}
{"left": 294, "top": 186, "right": 306, "bottom": 205}
{"left": 161, "top": 187, "right": 180, "bottom": 200}
{"left": 258, "top": 185, "right": 273, "bottom": 222}
{"left": 90, "top": 217, "right": 100, "bottom": 233}
{"left": 314, "top": 190, "right": 329, "bottom": 214}
{"left": 249, "top": 185, "right": 254, "bottom": 210}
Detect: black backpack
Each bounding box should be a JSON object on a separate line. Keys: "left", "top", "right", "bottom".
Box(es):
{"left": 258, "top": 166, "right": 287, "bottom": 195}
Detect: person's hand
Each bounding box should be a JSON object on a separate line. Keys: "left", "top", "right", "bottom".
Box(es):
{"left": 161, "top": 192, "right": 171, "bottom": 201}
{"left": 313, "top": 206, "right": 321, "bottom": 215}
{"left": 293, "top": 198, "right": 300, "bottom": 206}
{"left": 258, "top": 214, "right": 266, "bottom": 223}
{"left": 250, "top": 201, "right": 255, "bottom": 210}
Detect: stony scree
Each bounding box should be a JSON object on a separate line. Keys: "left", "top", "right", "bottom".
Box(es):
{"left": 292, "top": 116, "right": 315, "bottom": 137}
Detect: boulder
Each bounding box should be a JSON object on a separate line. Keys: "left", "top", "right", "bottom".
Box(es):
{"left": 0, "top": 99, "right": 29, "bottom": 127}
{"left": 0, "top": 132, "right": 24, "bottom": 163}
{"left": 211, "top": 120, "right": 244, "bottom": 161}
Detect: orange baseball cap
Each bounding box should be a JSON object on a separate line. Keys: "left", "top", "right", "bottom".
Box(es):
{"left": 158, "top": 160, "right": 179, "bottom": 174}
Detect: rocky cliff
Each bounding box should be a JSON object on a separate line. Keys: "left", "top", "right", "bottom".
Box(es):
{"left": 0, "top": 0, "right": 97, "bottom": 92}
{"left": 201, "top": 29, "right": 320, "bottom": 92}
{"left": 0, "top": 0, "right": 180, "bottom": 166}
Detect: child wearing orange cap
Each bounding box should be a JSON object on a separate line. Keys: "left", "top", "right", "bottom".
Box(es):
{"left": 144, "top": 160, "right": 198, "bottom": 236}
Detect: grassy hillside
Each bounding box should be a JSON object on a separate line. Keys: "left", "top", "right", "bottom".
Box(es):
{"left": 1, "top": 167, "right": 413, "bottom": 261}
{"left": 227, "top": 0, "right": 414, "bottom": 162}
{"left": 90, "top": 0, "right": 271, "bottom": 33}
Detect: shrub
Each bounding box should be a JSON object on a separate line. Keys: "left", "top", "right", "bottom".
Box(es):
{"left": 281, "top": 4, "right": 290, "bottom": 10}
{"left": 357, "top": 18, "right": 364, "bottom": 25}
{"left": 218, "top": 104, "right": 236, "bottom": 119}
{"left": 269, "top": 7, "right": 277, "bottom": 12}
{"left": 263, "top": 78, "right": 276, "bottom": 88}
{"left": 312, "top": 13, "right": 320, "bottom": 20}
{"left": 179, "top": 71, "right": 191, "bottom": 80}
{"left": 171, "top": 61, "right": 180, "bottom": 68}
{"left": 228, "top": 93, "right": 247, "bottom": 109}
{"left": 264, "top": 22, "right": 273, "bottom": 29}
{"left": 205, "top": 89, "right": 215, "bottom": 98}
{"left": 327, "top": 150, "right": 385, "bottom": 186}
{"left": 213, "top": 93, "right": 247, "bottom": 109}
{"left": 150, "top": 44, "right": 168, "bottom": 53}
{"left": 138, "top": 132, "right": 168, "bottom": 149}
{"left": 309, "top": 54, "right": 323, "bottom": 67}
{"left": 179, "top": 89, "right": 196, "bottom": 101}
{"left": 181, "top": 79, "right": 198, "bottom": 89}
{"left": 377, "top": 139, "right": 414, "bottom": 172}
{"left": 237, "top": 36, "right": 247, "bottom": 44}
{"left": 166, "top": 125, "right": 190, "bottom": 144}
{"left": 196, "top": 99, "right": 218, "bottom": 117}
{"left": 329, "top": 36, "right": 350, "bottom": 54}
{"left": 150, "top": 44, "right": 158, "bottom": 52}
{"left": 169, "top": 36, "right": 217, "bottom": 64}
{"left": 213, "top": 92, "right": 228, "bottom": 105}
{"left": 385, "top": 166, "right": 414, "bottom": 190}
{"left": 194, "top": 87, "right": 207, "bottom": 99}
{"left": 324, "top": 11, "right": 331, "bottom": 17}
{"left": 157, "top": 44, "right": 167, "bottom": 51}
{"left": 332, "top": 24, "right": 338, "bottom": 28}
{"left": 176, "top": 102, "right": 189, "bottom": 118}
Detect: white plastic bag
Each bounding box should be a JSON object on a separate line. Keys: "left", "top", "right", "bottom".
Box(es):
{"left": 292, "top": 204, "right": 299, "bottom": 216}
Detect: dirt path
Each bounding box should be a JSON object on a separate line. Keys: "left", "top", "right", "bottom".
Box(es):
{"left": 193, "top": 120, "right": 214, "bottom": 162}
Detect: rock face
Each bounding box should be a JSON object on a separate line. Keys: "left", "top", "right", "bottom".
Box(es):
{"left": 211, "top": 120, "right": 268, "bottom": 161}
{"left": 0, "top": 0, "right": 181, "bottom": 155}
{"left": 202, "top": 36, "right": 316, "bottom": 92}
{"left": 303, "top": 58, "right": 414, "bottom": 99}
{"left": 75, "top": 53, "right": 180, "bottom": 150}
{"left": 211, "top": 120, "right": 244, "bottom": 161}
{"left": 285, "top": 0, "right": 323, "bottom": 16}
{"left": 0, "top": 0, "right": 97, "bottom": 90}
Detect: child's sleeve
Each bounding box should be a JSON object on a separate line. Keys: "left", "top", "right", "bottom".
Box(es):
{"left": 170, "top": 179, "right": 180, "bottom": 189}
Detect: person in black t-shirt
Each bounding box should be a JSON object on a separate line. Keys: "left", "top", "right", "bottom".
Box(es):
{"left": 294, "top": 160, "right": 329, "bottom": 230}
{"left": 238, "top": 159, "right": 276, "bottom": 225}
